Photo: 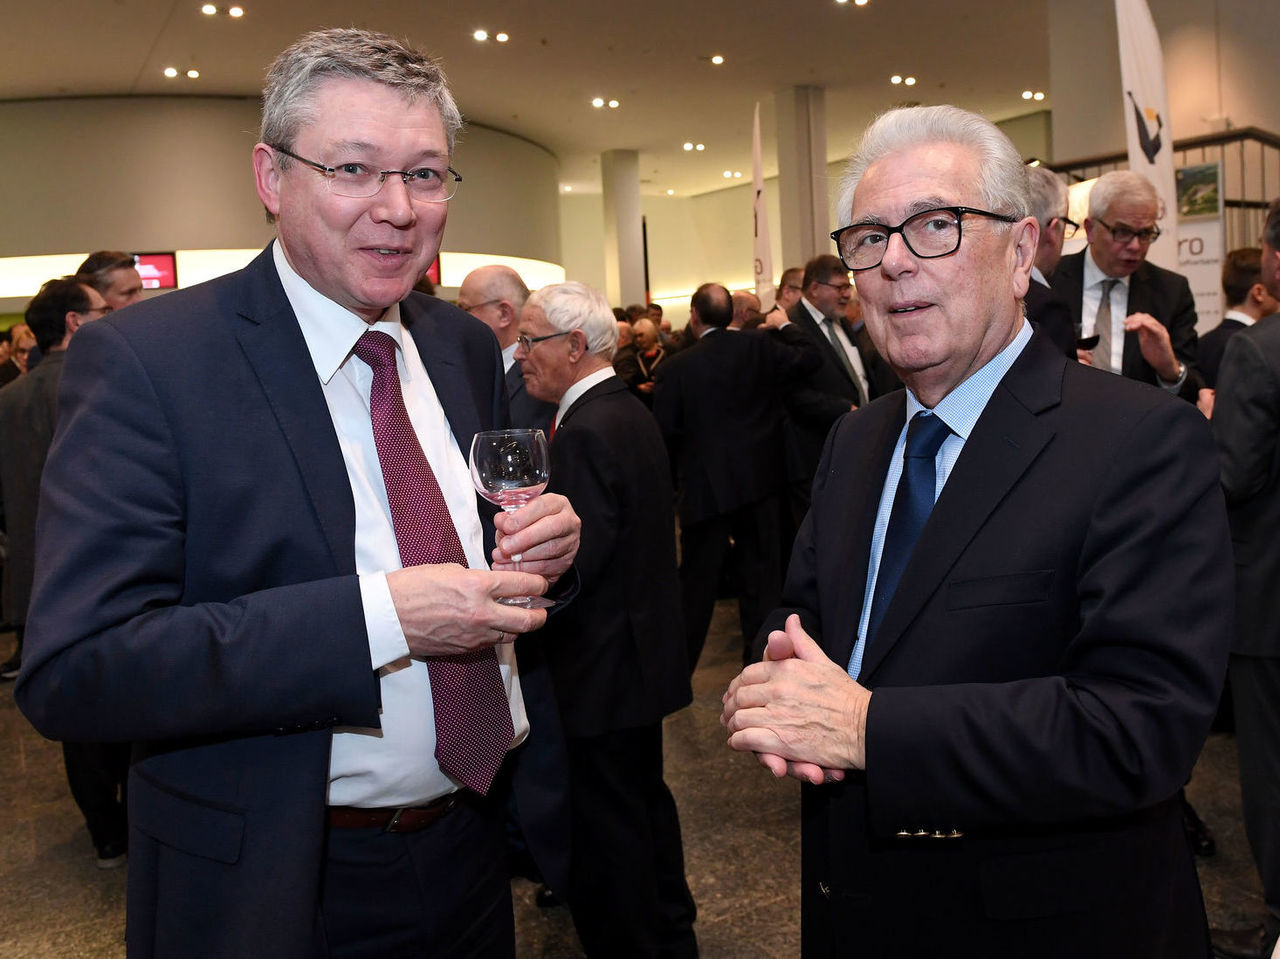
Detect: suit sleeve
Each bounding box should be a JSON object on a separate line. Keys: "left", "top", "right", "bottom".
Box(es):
{"left": 15, "top": 321, "right": 380, "bottom": 744}
{"left": 1165, "top": 274, "right": 1204, "bottom": 400}
{"left": 860, "top": 399, "right": 1231, "bottom": 833}
{"left": 1213, "top": 331, "right": 1280, "bottom": 506}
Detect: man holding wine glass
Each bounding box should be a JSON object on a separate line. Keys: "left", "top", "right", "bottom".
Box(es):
{"left": 515, "top": 281, "right": 698, "bottom": 958}
{"left": 17, "top": 28, "right": 580, "bottom": 959}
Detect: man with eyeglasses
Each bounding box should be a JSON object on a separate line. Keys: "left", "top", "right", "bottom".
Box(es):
{"left": 1022, "top": 163, "right": 1078, "bottom": 358}
{"left": 16, "top": 28, "right": 581, "bottom": 959}
{"left": 1054, "top": 170, "right": 1201, "bottom": 399}
{"left": 721, "top": 105, "right": 1230, "bottom": 957}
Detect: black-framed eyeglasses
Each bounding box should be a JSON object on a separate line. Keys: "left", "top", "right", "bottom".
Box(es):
{"left": 271, "top": 144, "right": 462, "bottom": 202}
{"left": 815, "top": 279, "right": 853, "bottom": 293}
{"left": 516, "top": 331, "right": 571, "bottom": 353}
{"left": 1052, "top": 215, "right": 1080, "bottom": 239}
{"left": 1095, "top": 218, "right": 1160, "bottom": 245}
{"left": 830, "top": 206, "right": 1018, "bottom": 272}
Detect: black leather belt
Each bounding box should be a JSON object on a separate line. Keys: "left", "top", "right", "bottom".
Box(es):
{"left": 326, "top": 793, "right": 460, "bottom": 833}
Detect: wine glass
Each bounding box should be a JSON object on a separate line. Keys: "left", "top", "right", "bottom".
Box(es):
{"left": 469, "top": 428, "right": 553, "bottom": 608}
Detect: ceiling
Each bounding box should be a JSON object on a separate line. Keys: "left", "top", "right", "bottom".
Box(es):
{"left": 3, "top": 0, "right": 1051, "bottom": 197}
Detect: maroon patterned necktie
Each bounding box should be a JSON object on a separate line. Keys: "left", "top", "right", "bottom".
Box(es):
{"left": 352, "top": 330, "right": 514, "bottom": 795}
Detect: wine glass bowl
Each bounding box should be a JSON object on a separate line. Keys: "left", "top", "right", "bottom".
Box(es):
{"left": 469, "top": 429, "right": 553, "bottom": 608}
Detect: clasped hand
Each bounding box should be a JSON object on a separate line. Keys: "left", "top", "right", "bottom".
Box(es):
{"left": 721, "top": 614, "right": 872, "bottom": 784}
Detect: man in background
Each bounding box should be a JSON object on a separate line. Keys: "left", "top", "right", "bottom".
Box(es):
{"left": 1053, "top": 170, "right": 1201, "bottom": 398}
{"left": 1200, "top": 247, "right": 1279, "bottom": 389}
{"left": 517, "top": 281, "right": 697, "bottom": 958}
{"left": 1023, "top": 163, "right": 1078, "bottom": 357}
{"left": 76, "top": 251, "right": 144, "bottom": 311}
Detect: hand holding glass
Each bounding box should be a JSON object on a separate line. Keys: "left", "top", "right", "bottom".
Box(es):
{"left": 469, "top": 429, "right": 553, "bottom": 608}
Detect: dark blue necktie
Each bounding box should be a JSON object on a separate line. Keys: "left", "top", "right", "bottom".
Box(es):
{"left": 864, "top": 411, "right": 952, "bottom": 654}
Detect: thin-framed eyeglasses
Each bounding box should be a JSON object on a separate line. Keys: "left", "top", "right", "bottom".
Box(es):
{"left": 79, "top": 305, "right": 114, "bottom": 317}
{"left": 815, "top": 279, "right": 853, "bottom": 293}
{"left": 271, "top": 144, "right": 462, "bottom": 202}
{"left": 830, "top": 206, "right": 1018, "bottom": 272}
{"left": 1052, "top": 215, "right": 1080, "bottom": 239}
{"left": 1095, "top": 218, "right": 1160, "bottom": 245}
{"left": 516, "top": 331, "right": 571, "bottom": 353}
{"left": 458, "top": 298, "right": 501, "bottom": 314}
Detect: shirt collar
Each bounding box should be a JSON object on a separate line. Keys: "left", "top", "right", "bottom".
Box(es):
{"left": 1223, "top": 308, "right": 1256, "bottom": 327}
{"left": 906, "top": 320, "right": 1034, "bottom": 441}
{"left": 272, "top": 240, "right": 405, "bottom": 385}
{"left": 501, "top": 341, "right": 518, "bottom": 372}
{"left": 557, "top": 366, "right": 616, "bottom": 425}
{"left": 800, "top": 296, "right": 827, "bottom": 324}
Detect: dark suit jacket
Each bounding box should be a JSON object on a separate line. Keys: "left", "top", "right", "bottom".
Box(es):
{"left": 1054, "top": 249, "right": 1201, "bottom": 400}
{"left": 1213, "top": 313, "right": 1280, "bottom": 656}
{"left": 0, "top": 349, "right": 63, "bottom": 625}
{"left": 1198, "top": 317, "right": 1248, "bottom": 389}
{"left": 767, "top": 332, "right": 1232, "bottom": 955}
{"left": 14, "top": 247, "right": 567, "bottom": 958}
{"left": 652, "top": 325, "right": 819, "bottom": 526}
{"left": 1024, "top": 275, "right": 1077, "bottom": 359}
{"left": 506, "top": 359, "right": 556, "bottom": 434}
{"left": 784, "top": 304, "right": 866, "bottom": 486}
{"left": 534, "top": 375, "right": 690, "bottom": 737}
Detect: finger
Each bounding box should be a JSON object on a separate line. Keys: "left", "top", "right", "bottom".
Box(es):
{"left": 489, "top": 605, "right": 548, "bottom": 636}
{"left": 756, "top": 752, "right": 789, "bottom": 778}
{"left": 764, "top": 628, "right": 793, "bottom": 662}
{"left": 487, "top": 571, "right": 549, "bottom": 599}
{"left": 786, "top": 761, "right": 828, "bottom": 785}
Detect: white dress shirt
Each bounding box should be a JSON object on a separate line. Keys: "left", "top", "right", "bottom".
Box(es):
{"left": 801, "top": 297, "right": 871, "bottom": 403}
{"left": 272, "top": 242, "right": 528, "bottom": 808}
{"left": 1081, "top": 251, "right": 1130, "bottom": 373}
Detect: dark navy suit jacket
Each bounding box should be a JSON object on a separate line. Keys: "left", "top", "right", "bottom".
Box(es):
{"left": 16, "top": 246, "right": 568, "bottom": 958}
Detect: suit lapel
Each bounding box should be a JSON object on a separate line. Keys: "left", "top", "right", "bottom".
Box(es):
{"left": 232, "top": 249, "right": 356, "bottom": 574}
{"left": 560, "top": 376, "right": 626, "bottom": 430}
{"left": 1120, "top": 263, "right": 1152, "bottom": 377}
{"left": 859, "top": 336, "right": 1064, "bottom": 679}
{"left": 1054, "top": 251, "right": 1085, "bottom": 334}
{"left": 793, "top": 307, "right": 858, "bottom": 393}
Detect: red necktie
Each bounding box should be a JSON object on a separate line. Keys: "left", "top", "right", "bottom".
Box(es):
{"left": 353, "top": 330, "right": 514, "bottom": 795}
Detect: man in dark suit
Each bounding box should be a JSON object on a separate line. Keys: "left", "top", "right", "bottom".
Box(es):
{"left": 16, "top": 29, "right": 581, "bottom": 959}
{"left": 783, "top": 255, "right": 877, "bottom": 515}
{"left": 0, "top": 278, "right": 131, "bottom": 869}
{"left": 654, "top": 282, "right": 819, "bottom": 670}
{"left": 516, "top": 281, "right": 697, "bottom": 958}
{"left": 1052, "top": 169, "right": 1202, "bottom": 401}
{"left": 1211, "top": 199, "right": 1280, "bottom": 959}
{"left": 722, "top": 104, "right": 1232, "bottom": 957}
{"left": 1022, "top": 163, "right": 1079, "bottom": 358}
{"left": 1200, "top": 247, "right": 1279, "bottom": 389}
{"left": 458, "top": 264, "right": 556, "bottom": 433}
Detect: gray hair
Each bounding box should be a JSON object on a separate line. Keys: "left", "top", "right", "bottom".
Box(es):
{"left": 1025, "top": 164, "right": 1069, "bottom": 226}
{"left": 527, "top": 282, "right": 618, "bottom": 359}
{"left": 834, "top": 105, "right": 1031, "bottom": 227}
{"left": 261, "top": 28, "right": 463, "bottom": 160}
{"left": 1087, "top": 170, "right": 1158, "bottom": 220}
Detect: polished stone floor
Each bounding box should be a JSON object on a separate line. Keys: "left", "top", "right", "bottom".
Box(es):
{"left": 0, "top": 606, "right": 1267, "bottom": 957}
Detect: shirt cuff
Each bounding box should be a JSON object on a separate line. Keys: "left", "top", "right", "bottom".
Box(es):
{"left": 359, "top": 572, "right": 412, "bottom": 670}
{"left": 1158, "top": 361, "right": 1188, "bottom": 392}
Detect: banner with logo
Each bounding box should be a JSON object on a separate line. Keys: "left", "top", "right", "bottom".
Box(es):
{"left": 752, "top": 102, "right": 775, "bottom": 311}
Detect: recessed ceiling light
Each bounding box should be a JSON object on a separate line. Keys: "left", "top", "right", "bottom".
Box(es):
{"left": 563, "top": 185, "right": 573, "bottom": 192}
{"left": 666, "top": 189, "right": 675, "bottom": 196}
{"left": 723, "top": 170, "right": 732, "bottom": 178}
{"left": 695, "top": 143, "right": 705, "bottom": 151}
{"left": 1022, "top": 90, "right": 1033, "bottom": 100}
{"left": 1033, "top": 91, "right": 1045, "bottom": 101}
{"left": 733, "top": 171, "right": 742, "bottom": 178}
{"left": 495, "top": 32, "right": 509, "bottom": 42}
{"left": 608, "top": 99, "right": 620, "bottom": 109}
{"left": 836, "top": 0, "right": 848, "bottom": 4}
{"left": 855, "top": 0, "right": 869, "bottom": 6}
{"left": 683, "top": 142, "right": 694, "bottom": 151}
{"left": 904, "top": 76, "right": 916, "bottom": 86}
{"left": 473, "top": 29, "right": 488, "bottom": 42}
{"left": 186, "top": 69, "right": 200, "bottom": 79}
{"left": 710, "top": 55, "right": 724, "bottom": 65}
{"left": 592, "top": 97, "right": 605, "bottom": 108}
{"left": 164, "top": 67, "right": 178, "bottom": 78}
{"left": 891, "top": 75, "right": 902, "bottom": 85}
{"left": 228, "top": 5, "right": 243, "bottom": 16}
{"left": 201, "top": 4, "right": 217, "bottom": 14}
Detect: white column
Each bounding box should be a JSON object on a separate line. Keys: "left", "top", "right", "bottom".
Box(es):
{"left": 601, "top": 149, "right": 645, "bottom": 306}
{"left": 775, "top": 86, "right": 829, "bottom": 269}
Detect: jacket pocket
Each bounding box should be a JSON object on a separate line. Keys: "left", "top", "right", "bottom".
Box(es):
{"left": 946, "top": 570, "right": 1054, "bottom": 610}
{"left": 132, "top": 769, "right": 244, "bottom": 864}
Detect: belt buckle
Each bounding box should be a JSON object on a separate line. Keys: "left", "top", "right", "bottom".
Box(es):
{"left": 383, "top": 807, "right": 412, "bottom": 833}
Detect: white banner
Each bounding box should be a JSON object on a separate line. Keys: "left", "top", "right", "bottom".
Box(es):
{"left": 752, "top": 102, "right": 775, "bottom": 311}
{"left": 1115, "top": 0, "right": 1179, "bottom": 270}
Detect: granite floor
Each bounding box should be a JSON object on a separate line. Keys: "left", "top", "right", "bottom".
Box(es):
{"left": 0, "top": 605, "right": 1267, "bottom": 958}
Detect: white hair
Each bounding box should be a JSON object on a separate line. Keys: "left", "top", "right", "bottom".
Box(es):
{"left": 834, "top": 105, "right": 1031, "bottom": 227}
{"left": 526, "top": 281, "right": 618, "bottom": 359}
{"left": 1087, "top": 170, "right": 1158, "bottom": 220}
{"left": 1025, "top": 164, "right": 1069, "bottom": 226}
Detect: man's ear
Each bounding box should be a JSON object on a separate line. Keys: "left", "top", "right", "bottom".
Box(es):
{"left": 1010, "top": 216, "right": 1038, "bottom": 299}
{"left": 252, "top": 143, "right": 283, "bottom": 220}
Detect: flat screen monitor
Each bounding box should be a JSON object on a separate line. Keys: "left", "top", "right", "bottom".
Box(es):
{"left": 134, "top": 252, "right": 178, "bottom": 290}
